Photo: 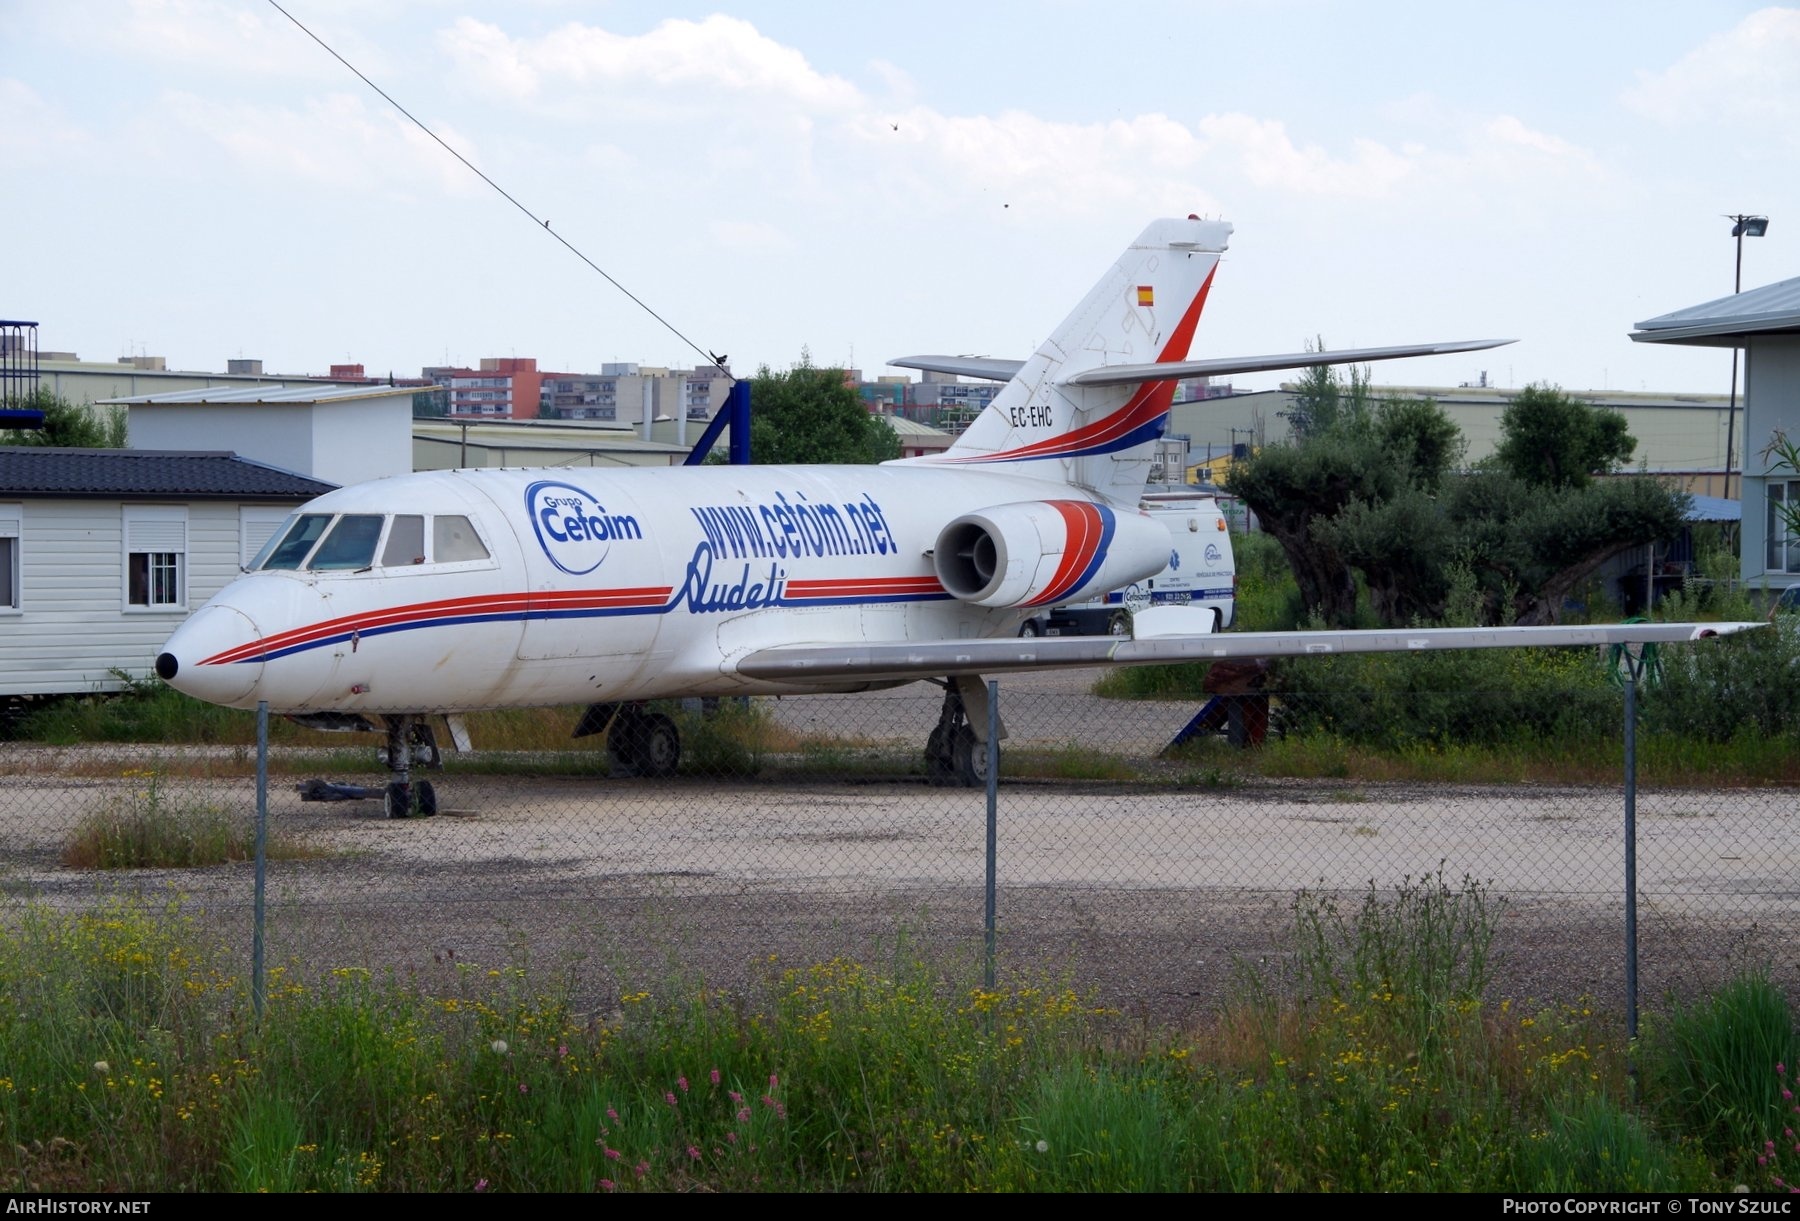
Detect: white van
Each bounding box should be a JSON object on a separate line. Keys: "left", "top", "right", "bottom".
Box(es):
{"left": 1024, "top": 492, "right": 1237, "bottom": 637}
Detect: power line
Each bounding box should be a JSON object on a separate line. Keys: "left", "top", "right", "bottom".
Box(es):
{"left": 265, "top": 0, "right": 732, "bottom": 380}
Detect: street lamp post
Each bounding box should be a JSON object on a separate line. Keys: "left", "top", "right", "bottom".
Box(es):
{"left": 1724, "top": 214, "right": 1769, "bottom": 502}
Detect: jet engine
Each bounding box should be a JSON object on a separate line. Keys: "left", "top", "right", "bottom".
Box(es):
{"left": 932, "top": 500, "right": 1171, "bottom": 609}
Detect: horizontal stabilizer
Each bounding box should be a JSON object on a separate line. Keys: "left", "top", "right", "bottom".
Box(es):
{"left": 1059, "top": 339, "right": 1516, "bottom": 388}
{"left": 888, "top": 355, "right": 1026, "bottom": 383}
{"left": 735, "top": 621, "right": 1761, "bottom": 685}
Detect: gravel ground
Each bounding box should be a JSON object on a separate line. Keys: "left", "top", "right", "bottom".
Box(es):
{"left": 5, "top": 733, "right": 1797, "bottom": 1027}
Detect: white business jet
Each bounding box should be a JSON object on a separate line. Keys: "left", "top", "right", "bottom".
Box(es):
{"left": 155, "top": 216, "right": 1755, "bottom": 816}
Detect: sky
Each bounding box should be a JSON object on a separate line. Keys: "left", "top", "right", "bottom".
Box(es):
{"left": 5, "top": 1, "right": 1797, "bottom": 395}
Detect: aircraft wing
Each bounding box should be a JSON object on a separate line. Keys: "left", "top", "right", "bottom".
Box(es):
{"left": 1058, "top": 339, "right": 1514, "bottom": 388}
{"left": 888, "top": 355, "right": 1026, "bottom": 382}
{"left": 734, "top": 621, "right": 1760, "bottom": 685}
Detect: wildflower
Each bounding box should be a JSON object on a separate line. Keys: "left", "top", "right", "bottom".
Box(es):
{"left": 665, "top": 1091, "right": 678, "bottom": 1107}
{"left": 726, "top": 1133, "right": 737, "bottom": 1145}
{"left": 599, "top": 1179, "right": 615, "bottom": 1192}
{"left": 769, "top": 1073, "right": 779, "bottom": 1089}
{"left": 606, "top": 1108, "right": 619, "bottom": 1121}
{"left": 490, "top": 1040, "right": 509, "bottom": 1055}
{"left": 558, "top": 1045, "right": 569, "bottom": 1058}
{"left": 738, "top": 1108, "right": 751, "bottom": 1123}
{"left": 730, "top": 1090, "right": 743, "bottom": 1103}
{"left": 518, "top": 1083, "right": 529, "bottom": 1095}
{"left": 93, "top": 1061, "right": 110, "bottom": 1075}
{"left": 687, "top": 1146, "right": 702, "bottom": 1161}
{"left": 1035, "top": 1140, "right": 1049, "bottom": 1154}
{"left": 678, "top": 1076, "right": 689, "bottom": 1093}
{"left": 474, "top": 1179, "right": 488, "bottom": 1193}
{"left": 634, "top": 1161, "right": 649, "bottom": 1178}
{"left": 710, "top": 1068, "right": 721, "bottom": 1086}
{"left": 603, "top": 1147, "right": 621, "bottom": 1161}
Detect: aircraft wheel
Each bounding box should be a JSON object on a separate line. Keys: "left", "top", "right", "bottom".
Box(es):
{"left": 384, "top": 781, "right": 411, "bottom": 819}
{"left": 1018, "top": 618, "right": 1041, "bottom": 638}
{"left": 924, "top": 723, "right": 954, "bottom": 784}
{"left": 607, "top": 713, "right": 643, "bottom": 772}
{"left": 951, "top": 724, "right": 996, "bottom": 789}
{"left": 635, "top": 712, "right": 681, "bottom": 779}
{"left": 1108, "top": 611, "right": 1131, "bottom": 637}
{"left": 414, "top": 780, "right": 438, "bottom": 817}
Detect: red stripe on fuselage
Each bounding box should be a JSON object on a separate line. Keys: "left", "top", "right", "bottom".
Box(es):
{"left": 199, "top": 586, "right": 672, "bottom": 665}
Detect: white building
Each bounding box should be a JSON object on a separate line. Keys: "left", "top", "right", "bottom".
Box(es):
{"left": 0, "top": 448, "right": 334, "bottom": 699}
{"left": 107, "top": 383, "right": 415, "bottom": 487}
{"left": 1632, "top": 276, "right": 1800, "bottom": 588}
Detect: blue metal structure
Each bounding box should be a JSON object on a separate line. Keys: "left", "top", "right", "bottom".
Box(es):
{"left": 683, "top": 378, "right": 751, "bottom": 465}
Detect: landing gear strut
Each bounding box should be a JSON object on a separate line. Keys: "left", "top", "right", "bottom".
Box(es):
{"left": 924, "top": 676, "right": 1003, "bottom": 788}
{"left": 380, "top": 714, "right": 441, "bottom": 818}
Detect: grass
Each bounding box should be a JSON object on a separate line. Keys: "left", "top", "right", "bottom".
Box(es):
{"left": 0, "top": 887, "right": 1787, "bottom": 1192}
{"left": 61, "top": 768, "right": 325, "bottom": 869}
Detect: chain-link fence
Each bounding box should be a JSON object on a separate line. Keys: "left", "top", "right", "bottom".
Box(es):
{"left": 3, "top": 671, "right": 1794, "bottom": 1025}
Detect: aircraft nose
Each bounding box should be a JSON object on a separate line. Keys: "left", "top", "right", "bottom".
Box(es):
{"left": 158, "top": 603, "right": 265, "bottom": 708}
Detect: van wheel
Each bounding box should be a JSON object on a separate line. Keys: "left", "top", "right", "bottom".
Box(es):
{"left": 1018, "top": 618, "right": 1041, "bottom": 638}
{"left": 1108, "top": 611, "right": 1131, "bottom": 637}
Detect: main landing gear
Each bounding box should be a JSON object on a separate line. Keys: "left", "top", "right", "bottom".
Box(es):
{"left": 924, "top": 676, "right": 1004, "bottom": 788}
{"left": 573, "top": 701, "right": 682, "bottom": 778}
{"left": 379, "top": 714, "right": 441, "bottom": 819}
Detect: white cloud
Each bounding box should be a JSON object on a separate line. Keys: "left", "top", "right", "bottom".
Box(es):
{"left": 707, "top": 219, "right": 794, "bottom": 253}
{"left": 153, "top": 90, "right": 480, "bottom": 197}
{"left": 0, "top": 80, "right": 91, "bottom": 163}
{"left": 438, "top": 14, "right": 861, "bottom": 110}
{"left": 1624, "top": 7, "right": 1800, "bottom": 128}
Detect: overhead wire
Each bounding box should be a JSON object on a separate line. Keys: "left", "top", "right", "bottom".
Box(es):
{"left": 264, "top": 0, "right": 734, "bottom": 381}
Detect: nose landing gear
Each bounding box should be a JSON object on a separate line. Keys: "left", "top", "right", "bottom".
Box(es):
{"left": 380, "top": 714, "right": 441, "bottom": 818}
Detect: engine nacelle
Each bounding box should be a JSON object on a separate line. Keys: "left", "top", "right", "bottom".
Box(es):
{"left": 932, "top": 500, "right": 1171, "bottom": 610}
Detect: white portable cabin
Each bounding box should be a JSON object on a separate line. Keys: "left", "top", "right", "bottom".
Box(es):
{"left": 0, "top": 447, "right": 335, "bottom": 700}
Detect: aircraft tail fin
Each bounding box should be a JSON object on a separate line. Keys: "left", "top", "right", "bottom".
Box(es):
{"left": 909, "top": 217, "right": 1231, "bottom": 502}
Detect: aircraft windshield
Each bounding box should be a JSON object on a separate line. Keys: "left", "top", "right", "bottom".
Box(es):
{"left": 259, "top": 514, "right": 333, "bottom": 570}
{"left": 307, "top": 514, "right": 385, "bottom": 571}
{"left": 246, "top": 514, "right": 297, "bottom": 571}
{"left": 433, "top": 515, "right": 489, "bottom": 562}
{"left": 382, "top": 515, "right": 425, "bottom": 566}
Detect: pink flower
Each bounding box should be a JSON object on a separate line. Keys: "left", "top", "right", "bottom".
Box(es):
{"left": 634, "top": 1161, "right": 649, "bottom": 1178}
{"left": 665, "top": 1091, "right": 678, "bottom": 1107}
{"left": 1783, "top": 1089, "right": 1793, "bottom": 1101}
{"left": 475, "top": 1179, "right": 488, "bottom": 1193}
{"left": 737, "top": 1108, "right": 751, "bottom": 1123}
{"left": 687, "top": 1146, "right": 701, "bottom": 1161}
{"left": 729, "top": 1090, "right": 743, "bottom": 1103}
{"left": 604, "top": 1147, "right": 622, "bottom": 1161}
{"left": 606, "top": 1108, "right": 619, "bottom": 1121}
{"left": 598, "top": 1179, "right": 615, "bottom": 1192}
{"left": 558, "top": 1044, "right": 569, "bottom": 1058}
{"left": 519, "top": 1083, "right": 529, "bottom": 1094}
{"left": 769, "top": 1074, "right": 779, "bottom": 1089}
{"left": 678, "top": 1076, "right": 689, "bottom": 1093}
{"left": 1762, "top": 1156, "right": 1770, "bottom": 1166}
{"left": 761, "top": 1094, "right": 775, "bottom": 1108}
{"left": 710, "top": 1068, "right": 721, "bottom": 1086}
{"left": 726, "top": 1132, "right": 738, "bottom": 1145}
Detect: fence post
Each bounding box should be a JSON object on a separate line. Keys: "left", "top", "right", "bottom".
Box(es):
{"left": 984, "top": 679, "right": 999, "bottom": 993}
{"left": 254, "top": 700, "right": 268, "bottom": 1023}
{"left": 1620, "top": 654, "right": 1643, "bottom": 1042}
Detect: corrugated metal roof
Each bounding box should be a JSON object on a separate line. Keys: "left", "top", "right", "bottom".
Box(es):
{"left": 1632, "top": 275, "right": 1800, "bottom": 346}
{"left": 881, "top": 415, "right": 952, "bottom": 438}
{"left": 98, "top": 383, "right": 415, "bottom": 406}
{"left": 0, "top": 447, "right": 338, "bottom": 499}
{"left": 1685, "top": 495, "right": 1741, "bottom": 522}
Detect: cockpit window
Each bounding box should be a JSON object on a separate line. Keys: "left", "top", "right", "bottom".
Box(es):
{"left": 382, "top": 515, "right": 425, "bottom": 567}
{"left": 260, "top": 514, "right": 332, "bottom": 570}
{"left": 246, "top": 513, "right": 298, "bottom": 571}
{"left": 433, "top": 515, "right": 489, "bottom": 562}
{"left": 307, "top": 514, "right": 385, "bottom": 571}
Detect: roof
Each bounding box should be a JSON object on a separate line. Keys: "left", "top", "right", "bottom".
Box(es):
{"left": 880, "top": 415, "right": 953, "bottom": 439}
{"left": 1631, "top": 275, "right": 1800, "bottom": 347}
{"left": 0, "top": 448, "right": 338, "bottom": 500}
{"left": 98, "top": 383, "right": 415, "bottom": 406}
{"left": 1685, "top": 495, "right": 1741, "bottom": 523}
